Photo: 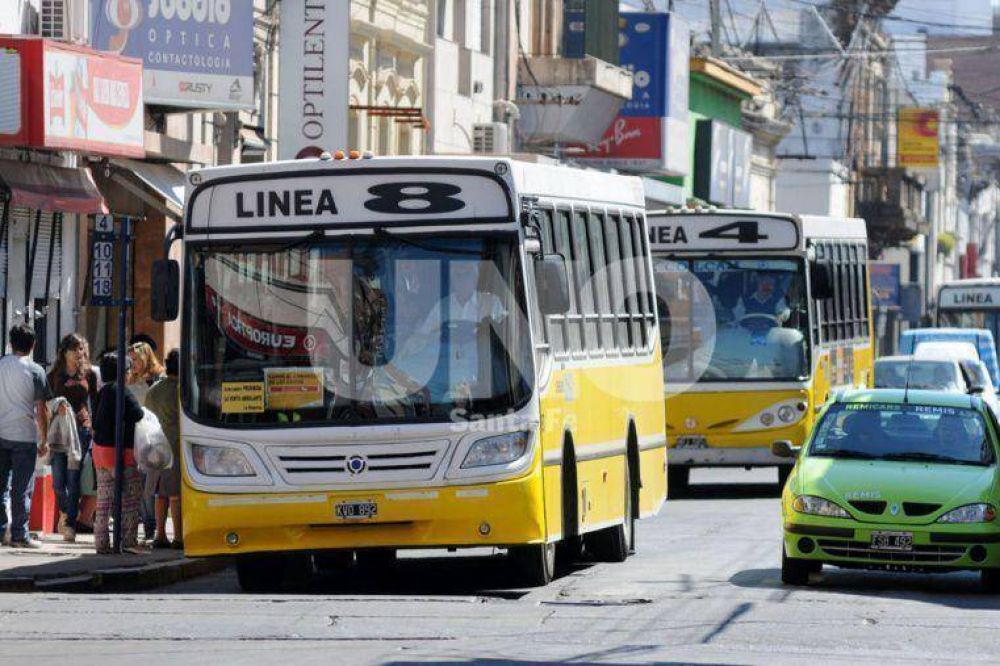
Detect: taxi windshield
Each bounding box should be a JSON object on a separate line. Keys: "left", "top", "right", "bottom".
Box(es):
{"left": 809, "top": 403, "right": 995, "bottom": 466}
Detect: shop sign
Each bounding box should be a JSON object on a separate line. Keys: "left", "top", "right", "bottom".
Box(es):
{"left": 0, "top": 37, "right": 144, "bottom": 158}
{"left": 693, "top": 119, "right": 753, "bottom": 208}
{"left": 897, "top": 107, "right": 939, "bottom": 169}
{"left": 577, "top": 12, "right": 689, "bottom": 176}
{"left": 90, "top": 0, "right": 254, "bottom": 110}
{"left": 277, "top": 0, "right": 349, "bottom": 159}
{"left": 870, "top": 263, "right": 901, "bottom": 307}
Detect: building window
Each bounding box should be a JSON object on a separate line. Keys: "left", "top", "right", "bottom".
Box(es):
{"left": 437, "top": 0, "right": 448, "bottom": 38}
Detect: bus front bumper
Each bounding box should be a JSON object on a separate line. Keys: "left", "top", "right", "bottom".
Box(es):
{"left": 669, "top": 445, "right": 788, "bottom": 467}
{"left": 181, "top": 473, "right": 546, "bottom": 557}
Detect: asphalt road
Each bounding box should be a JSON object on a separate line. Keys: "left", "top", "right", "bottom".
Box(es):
{"left": 2, "top": 468, "right": 999, "bottom": 665}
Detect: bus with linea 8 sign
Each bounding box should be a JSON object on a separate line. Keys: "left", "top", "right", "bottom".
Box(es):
{"left": 150, "top": 155, "right": 668, "bottom": 590}
{"left": 647, "top": 210, "right": 873, "bottom": 493}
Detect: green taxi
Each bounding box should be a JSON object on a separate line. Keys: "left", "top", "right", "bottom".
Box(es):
{"left": 774, "top": 388, "right": 1000, "bottom": 590}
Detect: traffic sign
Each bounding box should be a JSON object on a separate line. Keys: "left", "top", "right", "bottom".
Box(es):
{"left": 90, "top": 216, "right": 116, "bottom": 306}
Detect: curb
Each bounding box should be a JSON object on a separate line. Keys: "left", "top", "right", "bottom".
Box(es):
{"left": 0, "top": 556, "right": 231, "bottom": 593}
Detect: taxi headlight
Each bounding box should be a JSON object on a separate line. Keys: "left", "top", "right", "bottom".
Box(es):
{"left": 792, "top": 495, "right": 850, "bottom": 518}
{"left": 462, "top": 432, "right": 529, "bottom": 468}
{"left": 936, "top": 503, "right": 997, "bottom": 523}
{"left": 191, "top": 443, "right": 256, "bottom": 477}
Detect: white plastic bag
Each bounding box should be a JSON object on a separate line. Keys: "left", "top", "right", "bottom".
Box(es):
{"left": 134, "top": 408, "right": 173, "bottom": 472}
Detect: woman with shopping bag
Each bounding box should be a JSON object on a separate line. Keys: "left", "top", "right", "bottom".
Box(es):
{"left": 46, "top": 333, "right": 98, "bottom": 542}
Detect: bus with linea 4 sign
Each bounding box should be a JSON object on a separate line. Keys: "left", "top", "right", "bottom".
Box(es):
{"left": 646, "top": 210, "right": 874, "bottom": 493}
{"left": 150, "top": 155, "right": 668, "bottom": 590}
{"left": 938, "top": 278, "right": 1000, "bottom": 358}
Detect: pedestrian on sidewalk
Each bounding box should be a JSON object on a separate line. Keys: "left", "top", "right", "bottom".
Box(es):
{"left": 127, "top": 340, "right": 164, "bottom": 541}
{"left": 0, "top": 324, "right": 50, "bottom": 549}
{"left": 92, "top": 351, "right": 145, "bottom": 554}
{"left": 47, "top": 333, "right": 98, "bottom": 543}
{"left": 144, "top": 349, "right": 182, "bottom": 549}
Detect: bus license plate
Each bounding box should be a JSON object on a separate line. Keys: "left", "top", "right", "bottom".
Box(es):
{"left": 675, "top": 436, "right": 707, "bottom": 449}
{"left": 870, "top": 531, "right": 913, "bottom": 552}
{"left": 335, "top": 500, "right": 378, "bottom": 520}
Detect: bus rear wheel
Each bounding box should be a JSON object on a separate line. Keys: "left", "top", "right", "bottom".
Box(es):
{"left": 585, "top": 456, "right": 634, "bottom": 562}
{"left": 509, "top": 542, "right": 556, "bottom": 587}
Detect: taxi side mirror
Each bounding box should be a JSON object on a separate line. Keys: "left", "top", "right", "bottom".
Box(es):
{"left": 771, "top": 440, "right": 799, "bottom": 459}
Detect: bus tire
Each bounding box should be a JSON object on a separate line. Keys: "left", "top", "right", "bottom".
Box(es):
{"left": 356, "top": 548, "right": 397, "bottom": 575}
{"left": 585, "top": 455, "right": 633, "bottom": 563}
{"left": 509, "top": 542, "right": 556, "bottom": 587}
{"left": 777, "top": 464, "right": 794, "bottom": 489}
{"left": 556, "top": 440, "right": 583, "bottom": 566}
{"left": 314, "top": 550, "right": 355, "bottom": 572}
{"left": 236, "top": 553, "right": 313, "bottom": 592}
{"left": 667, "top": 466, "right": 690, "bottom": 498}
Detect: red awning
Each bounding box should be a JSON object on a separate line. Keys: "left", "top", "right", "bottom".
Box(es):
{"left": 0, "top": 160, "right": 107, "bottom": 214}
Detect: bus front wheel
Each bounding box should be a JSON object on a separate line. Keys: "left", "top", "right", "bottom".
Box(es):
{"left": 509, "top": 542, "right": 556, "bottom": 586}
{"left": 585, "top": 456, "right": 634, "bottom": 563}
{"left": 236, "top": 554, "right": 313, "bottom": 592}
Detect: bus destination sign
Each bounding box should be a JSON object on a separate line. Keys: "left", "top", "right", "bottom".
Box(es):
{"left": 939, "top": 285, "right": 1000, "bottom": 309}
{"left": 647, "top": 215, "right": 799, "bottom": 252}
{"left": 190, "top": 172, "right": 511, "bottom": 231}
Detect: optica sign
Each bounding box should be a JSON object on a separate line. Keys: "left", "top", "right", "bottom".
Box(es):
{"left": 0, "top": 37, "right": 144, "bottom": 158}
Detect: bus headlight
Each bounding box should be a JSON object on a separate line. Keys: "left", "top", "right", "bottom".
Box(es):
{"left": 191, "top": 443, "right": 257, "bottom": 477}
{"left": 462, "top": 432, "right": 529, "bottom": 468}
{"left": 733, "top": 399, "right": 807, "bottom": 432}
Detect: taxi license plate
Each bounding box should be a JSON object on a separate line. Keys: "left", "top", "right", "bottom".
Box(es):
{"left": 870, "top": 531, "right": 913, "bottom": 552}
{"left": 335, "top": 500, "right": 378, "bottom": 520}
{"left": 676, "top": 436, "right": 707, "bottom": 449}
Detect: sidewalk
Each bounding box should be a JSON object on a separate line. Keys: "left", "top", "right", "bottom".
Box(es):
{"left": 0, "top": 532, "right": 230, "bottom": 593}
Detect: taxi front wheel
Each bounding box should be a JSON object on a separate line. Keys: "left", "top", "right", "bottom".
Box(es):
{"left": 781, "top": 546, "right": 820, "bottom": 586}
{"left": 981, "top": 567, "right": 1000, "bottom": 593}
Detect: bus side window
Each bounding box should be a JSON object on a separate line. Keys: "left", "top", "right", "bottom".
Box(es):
{"left": 605, "top": 212, "right": 629, "bottom": 353}
{"left": 859, "top": 242, "right": 871, "bottom": 338}
{"left": 571, "top": 210, "right": 599, "bottom": 354}
{"left": 588, "top": 211, "right": 614, "bottom": 353}
{"left": 619, "top": 215, "right": 640, "bottom": 350}
{"left": 630, "top": 214, "right": 653, "bottom": 350}
{"left": 536, "top": 208, "right": 563, "bottom": 354}
{"left": 555, "top": 209, "right": 584, "bottom": 355}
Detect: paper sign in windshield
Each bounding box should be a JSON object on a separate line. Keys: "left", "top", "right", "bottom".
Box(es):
{"left": 221, "top": 382, "right": 265, "bottom": 414}
{"left": 265, "top": 368, "right": 324, "bottom": 410}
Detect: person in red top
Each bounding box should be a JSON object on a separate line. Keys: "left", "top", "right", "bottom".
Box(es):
{"left": 91, "top": 351, "right": 144, "bottom": 554}
{"left": 47, "top": 333, "right": 98, "bottom": 543}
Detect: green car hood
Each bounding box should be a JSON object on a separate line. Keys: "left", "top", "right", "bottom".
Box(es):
{"left": 796, "top": 457, "right": 998, "bottom": 525}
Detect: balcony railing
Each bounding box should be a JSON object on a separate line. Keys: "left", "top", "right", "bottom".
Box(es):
{"left": 855, "top": 167, "right": 926, "bottom": 244}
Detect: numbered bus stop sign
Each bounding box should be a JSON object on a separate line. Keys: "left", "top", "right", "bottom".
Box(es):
{"left": 91, "top": 214, "right": 116, "bottom": 306}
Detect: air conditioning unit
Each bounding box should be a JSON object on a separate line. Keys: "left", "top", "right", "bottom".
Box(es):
{"left": 40, "top": 0, "right": 88, "bottom": 44}
{"left": 473, "top": 123, "right": 509, "bottom": 155}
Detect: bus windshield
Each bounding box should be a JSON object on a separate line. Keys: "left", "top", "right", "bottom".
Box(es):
{"left": 809, "top": 403, "right": 994, "bottom": 466}
{"left": 183, "top": 235, "right": 533, "bottom": 425}
{"left": 654, "top": 257, "right": 809, "bottom": 382}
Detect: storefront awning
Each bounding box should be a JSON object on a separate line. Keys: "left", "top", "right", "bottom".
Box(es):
{"left": 0, "top": 160, "right": 107, "bottom": 214}
{"left": 111, "top": 159, "right": 186, "bottom": 220}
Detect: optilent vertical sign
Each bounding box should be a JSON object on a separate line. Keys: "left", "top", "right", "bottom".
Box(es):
{"left": 278, "top": 1, "right": 349, "bottom": 160}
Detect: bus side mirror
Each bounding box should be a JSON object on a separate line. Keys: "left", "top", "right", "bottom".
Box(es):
{"left": 771, "top": 440, "right": 799, "bottom": 458}
{"left": 151, "top": 259, "right": 180, "bottom": 322}
{"left": 536, "top": 254, "right": 571, "bottom": 315}
{"left": 809, "top": 261, "right": 834, "bottom": 300}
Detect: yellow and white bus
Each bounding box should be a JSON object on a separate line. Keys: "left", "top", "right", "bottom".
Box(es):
{"left": 152, "top": 155, "right": 666, "bottom": 589}
{"left": 647, "top": 210, "right": 873, "bottom": 491}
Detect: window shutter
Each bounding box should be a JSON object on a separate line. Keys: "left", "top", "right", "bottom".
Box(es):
{"left": 11, "top": 207, "right": 61, "bottom": 300}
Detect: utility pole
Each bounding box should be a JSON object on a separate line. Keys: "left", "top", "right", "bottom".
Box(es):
{"left": 710, "top": 0, "right": 722, "bottom": 56}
